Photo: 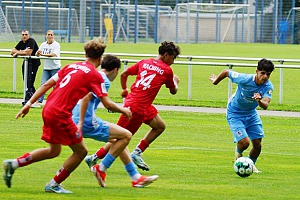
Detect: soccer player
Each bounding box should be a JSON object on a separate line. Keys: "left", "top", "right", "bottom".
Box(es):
{"left": 72, "top": 54, "right": 158, "bottom": 187}
{"left": 209, "top": 58, "right": 275, "bottom": 173}
{"left": 85, "top": 41, "right": 181, "bottom": 171}
{"left": 3, "top": 38, "right": 131, "bottom": 193}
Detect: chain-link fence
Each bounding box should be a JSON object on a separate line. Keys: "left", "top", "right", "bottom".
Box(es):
{"left": 0, "top": 0, "right": 299, "bottom": 44}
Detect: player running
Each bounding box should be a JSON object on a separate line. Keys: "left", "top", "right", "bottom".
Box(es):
{"left": 209, "top": 58, "right": 275, "bottom": 173}
{"left": 84, "top": 41, "right": 181, "bottom": 171}
{"left": 72, "top": 54, "right": 158, "bottom": 187}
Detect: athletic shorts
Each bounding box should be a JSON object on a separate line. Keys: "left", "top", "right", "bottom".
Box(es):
{"left": 226, "top": 113, "right": 264, "bottom": 143}
{"left": 82, "top": 119, "right": 110, "bottom": 142}
{"left": 42, "top": 114, "right": 82, "bottom": 146}
{"left": 117, "top": 104, "right": 158, "bottom": 135}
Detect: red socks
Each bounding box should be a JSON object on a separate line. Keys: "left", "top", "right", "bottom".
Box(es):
{"left": 53, "top": 167, "right": 70, "bottom": 184}
{"left": 96, "top": 147, "right": 108, "bottom": 159}
{"left": 138, "top": 140, "right": 149, "bottom": 152}
{"left": 17, "top": 153, "right": 33, "bottom": 167}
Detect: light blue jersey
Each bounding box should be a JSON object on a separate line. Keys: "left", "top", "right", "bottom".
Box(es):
{"left": 72, "top": 71, "right": 111, "bottom": 142}
{"left": 226, "top": 70, "right": 274, "bottom": 142}
{"left": 227, "top": 71, "right": 274, "bottom": 115}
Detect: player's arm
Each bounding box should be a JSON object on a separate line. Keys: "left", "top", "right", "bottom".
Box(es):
{"left": 78, "top": 92, "right": 93, "bottom": 130}
{"left": 100, "top": 96, "right": 132, "bottom": 119}
{"left": 16, "top": 77, "right": 56, "bottom": 119}
{"left": 120, "top": 70, "right": 130, "bottom": 98}
{"left": 252, "top": 93, "right": 271, "bottom": 110}
{"left": 169, "top": 75, "right": 180, "bottom": 95}
{"left": 209, "top": 69, "right": 230, "bottom": 85}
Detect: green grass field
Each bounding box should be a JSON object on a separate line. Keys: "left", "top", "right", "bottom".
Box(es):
{"left": 1, "top": 42, "right": 300, "bottom": 111}
{"left": 0, "top": 104, "right": 299, "bottom": 200}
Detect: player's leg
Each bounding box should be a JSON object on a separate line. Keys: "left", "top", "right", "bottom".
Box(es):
{"left": 246, "top": 116, "right": 264, "bottom": 173}
{"left": 3, "top": 143, "right": 61, "bottom": 188}
{"left": 45, "top": 141, "right": 88, "bottom": 193}
{"left": 91, "top": 122, "right": 132, "bottom": 187}
{"left": 131, "top": 110, "right": 165, "bottom": 171}
{"left": 85, "top": 142, "right": 113, "bottom": 168}
{"left": 227, "top": 115, "right": 250, "bottom": 160}
{"left": 118, "top": 147, "right": 159, "bottom": 187}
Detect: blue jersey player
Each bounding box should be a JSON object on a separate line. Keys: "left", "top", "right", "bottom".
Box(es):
{"left": 72, "top": 54, "right": 158, "bottom": 188}
{"left": 209, "top": 58, "right": 274, "bottom": 173}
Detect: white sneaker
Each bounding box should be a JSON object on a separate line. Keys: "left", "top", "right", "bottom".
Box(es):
{"left": 252, "top": 164, "right": 261, "bottom": 173}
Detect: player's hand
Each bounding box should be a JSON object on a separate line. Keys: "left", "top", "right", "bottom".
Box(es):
{"left": 15, "top": 105, "right": 30, "bottom": 119}
{"left": 12, "top": 52, "right": 18, "bottom": 57}
{"left": 122, "top": 107, "right": 132, "bottom": 120}
{"left": 252, "top": 93, "right": 262, "bottom": 102}
{"left": 209, "top": 74, "right": 216, "bottom": 83}
{"left": 173, "top": 75, "right": 180, "bottom": 84}
{"left": 121, "top": 88, "right": 128, "bottom": 98}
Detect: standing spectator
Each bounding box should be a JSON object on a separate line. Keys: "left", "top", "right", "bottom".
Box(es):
{"left": 3, "top": 38, "right": 131, "bottom": 193}
{"left": 11, "top": 29, "right": 41, "bottom": 106}
{"left": 209, "top": 58, "right": 275, "bottom": 173}
{"left": 73, "top": 55, "right": 158, "bottom": 188}
{"left": 104, "top": 13, "right": 113, "bottom": 43}
{"left": 35, "top": 30, "right": 61, "bottom": 106}
{"left": 85, "top": 41, "right": 181, "bottom": 171}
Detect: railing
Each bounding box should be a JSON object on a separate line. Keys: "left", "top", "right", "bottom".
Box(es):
{"left": 1, "top": 49, "right": 300, "bottom": 104}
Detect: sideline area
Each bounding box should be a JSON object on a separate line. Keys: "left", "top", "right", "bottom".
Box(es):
{"left": 1, "top": 98, "right": 300, "bottom": 118}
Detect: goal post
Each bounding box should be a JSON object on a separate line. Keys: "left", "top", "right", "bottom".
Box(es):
{"left": 0, "top": 7, "right": 15, "bottom": 42}
{"left": 159, "top": 3, "right": 250, "bottom": 43}
{"left": 5, "top": 5, "right": 80, "bottom": 42}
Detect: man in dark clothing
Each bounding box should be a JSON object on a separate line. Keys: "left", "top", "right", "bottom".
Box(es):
{"left": 11, "top": 29, "right": 41, "bottom": 105}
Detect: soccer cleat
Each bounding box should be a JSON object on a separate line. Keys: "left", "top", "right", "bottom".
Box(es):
{"left": 91, "top": 164, "right": 106, "bottom": 187}
{"left": 85, "top": 155, "right": 97, "bottom": 169}
{"left": 3, "top": 160, "right": 15, "bottom": 188}
{"left": 44, "top": 183, "right": 73, "bottom": 194}
{"left": 131, "top": 153, "right": 150, "bottom": 171}
{"left": 132, "top": 175, "right": 159, "bottom": 188}
{"left": 252, "top": 164, "right": 261, "bottom": 173}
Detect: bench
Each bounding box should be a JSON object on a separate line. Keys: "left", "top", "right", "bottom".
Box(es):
{"left": 53, "top": 30, "right": 68, "bottom": 43}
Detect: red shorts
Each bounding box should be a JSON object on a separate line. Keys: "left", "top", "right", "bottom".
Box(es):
{"left": 117, "top": 104, "right": 158, "bottom": 135}
{"left": 41, "top": 114, "right": 82, "bottom": 146}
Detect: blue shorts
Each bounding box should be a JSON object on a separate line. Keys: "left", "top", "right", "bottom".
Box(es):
{"left": 226, "top": 113, "right": 264, "bottom": 143}
{"left": 82, "top": 118, "right": 110, "bottom": 142}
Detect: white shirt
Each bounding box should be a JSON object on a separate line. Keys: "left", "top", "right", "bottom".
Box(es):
{"left": 38, "top": 40, "right": 61, "bottom": 70}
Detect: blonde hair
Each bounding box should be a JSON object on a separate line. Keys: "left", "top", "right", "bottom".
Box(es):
{"left": 84, "top": 37, "right": 106, "bottom": 59}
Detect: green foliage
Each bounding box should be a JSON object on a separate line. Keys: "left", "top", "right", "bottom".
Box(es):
{"left": 0, "top": 104, "right": 299, "bottom": 199}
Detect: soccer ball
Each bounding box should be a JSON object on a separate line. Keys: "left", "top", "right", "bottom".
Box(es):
{"left": 234, "top": 157, "right": 254, "bottom": 177}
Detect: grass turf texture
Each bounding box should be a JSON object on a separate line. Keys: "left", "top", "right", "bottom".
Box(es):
{"left": 1, "top": 42, "right": 300, "bottom": 111}
{"left": 0, "top": 104, "right": 299, "bottom": 199}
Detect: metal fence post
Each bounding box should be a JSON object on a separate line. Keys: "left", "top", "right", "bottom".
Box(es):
{"left": 23, "top": 57, "right": 28, "bottom": 102}
{"left": 188, "top": 57, "right": 192, "bottom": 100}
{"left": 279, "top": 60, "right": 284, "bottom": 105}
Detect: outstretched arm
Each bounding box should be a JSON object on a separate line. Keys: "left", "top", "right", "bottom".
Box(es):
{"left": 209, "top": 69, "right": 230, "bottom": 85}
{"left": 15, "top": 78, "right": 56, "bottom": 119}
{"left": 101, "top": 96, "right": 132, "bottom": 120}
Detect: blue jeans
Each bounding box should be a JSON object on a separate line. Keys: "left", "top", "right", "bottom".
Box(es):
{"left": 38, "top": 68, "right": 60, "bottom": 103}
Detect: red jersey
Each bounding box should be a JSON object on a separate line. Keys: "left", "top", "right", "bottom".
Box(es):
{"left": 125, "top": 58, "right": 176, "bottom": 114}
{"left": 41, "top": 61, "right": 107, "bottom": 145}
{"left": 43, "top": 61, "right": 107, "bottom": 119}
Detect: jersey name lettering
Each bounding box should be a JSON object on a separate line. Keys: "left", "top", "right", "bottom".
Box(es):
{"left": 142, "top": 63, "right": 164, "bottom": 75}
{"left": 68, "top": 64, "right": 91, "bottom": 73}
